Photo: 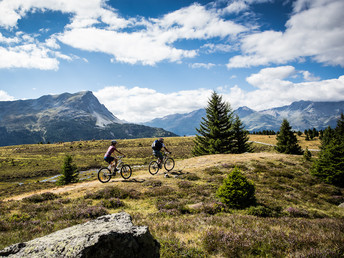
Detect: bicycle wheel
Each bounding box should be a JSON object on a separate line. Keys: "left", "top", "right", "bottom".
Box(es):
{"left": 148, "top": 161, "right": 159, "bottom": 175}
{"left": 120, "top": 164, "right": 132, "bottom": 179}
{"left": 164, "top": 157, "right": 175, "bottom": 172}
{"left": 98, "top": 167, "right": 112, "bottom": 183}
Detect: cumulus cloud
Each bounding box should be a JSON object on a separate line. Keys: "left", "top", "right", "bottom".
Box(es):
{"left": 0, "top": 90, "right": 15, "bottom": 101}
{"left": 94, "top": 86, "right": 212, "bottom": 122}
{"left": 227, "top": 0, "right": 344, "bottom": 68}
{"left": 93, "top": 65, "right": 344, "bottom": 123}
{"left": 221, "top": 66, "right": 344, "bottom": 111}
{"left": 0, "top": 0, "right": 249, "bottom": 69}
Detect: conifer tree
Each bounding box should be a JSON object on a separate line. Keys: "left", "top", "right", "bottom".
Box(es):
{"left": 275, "top": 119, "right": 303, "bottom": 155}
{"left": 57, "top": 155, "right": 79, "bottom": 185}
{"left": 193, "top": 91, "right": 234, "bottom": 156}
{"left": 312, "top": 113, "right": 344, "bottom": 187}
{"left": 231, "top": 115, "right": 252, "bottom": 154}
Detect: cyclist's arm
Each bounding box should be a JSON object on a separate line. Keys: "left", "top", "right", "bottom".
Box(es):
{"left": 115, "top": 149, "right": 125, "bottom": 157}
{"left": 163, "top": 146, "right": 171, "bottom": 153}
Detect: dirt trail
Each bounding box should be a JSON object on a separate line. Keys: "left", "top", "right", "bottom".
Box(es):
{"left": 4, "top": 152, "right": 291, "bottom": 202}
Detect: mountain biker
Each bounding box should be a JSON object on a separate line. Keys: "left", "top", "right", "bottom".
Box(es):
{"left": 104, "top": 140, "right": 125, "bottom": 171}
{"left": 152, "top": 138, "right": 171, "bottom": 168}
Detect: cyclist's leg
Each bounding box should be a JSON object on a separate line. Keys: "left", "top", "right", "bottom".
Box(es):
{"left": 156, "top": 151, "right": 163, "bottom": 167}
{"left": 112, "top": 157, "right": 119, "bottom": 171}
{"left": 153, "top": 150, "right": 162, "bottom": 164}
{"left": 105, "top": 156, "right": 115, "bottom": 170}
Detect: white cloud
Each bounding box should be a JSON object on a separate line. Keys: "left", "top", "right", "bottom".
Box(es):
{"left": 189, "top": 62, "right": 216, "bottom": 69}
{"left": 0, "top": 44, "right": 59, "bottom": 70}
{"left": 301, "top": 71, "right": 320, "bottom": 81}
{"left": 94, "top": 65, "right": 344, "bottom": 123}
{"left": 57, "top": 3, "right": 247, "bottom": 65}
{"left": 0, "top": 0, "right": 249, "bottom": 68}
{"left": 227, "top": 0, "right": 344, "bottom": 68}
{"left": 222, "top": 66, "right": 344, "bottom": 111}
{"left": 94, "top": 86, "right": 212, "bottom": 123}
{"left": 0, "top": 90, "right": 15, "bottom": 101}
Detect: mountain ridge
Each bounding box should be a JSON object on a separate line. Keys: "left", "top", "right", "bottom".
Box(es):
{"left": 143, "top": 100, "right": 344, "bottom": 135}
{"left": 0, "top": 91, "right": 175, "bottom": 146}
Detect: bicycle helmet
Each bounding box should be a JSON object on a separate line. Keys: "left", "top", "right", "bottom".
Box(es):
{"left": 158, "top": 138, "right": 164, "bottom": 143}
{"left": 111, "top": 140, "right": 117, "bottom": 145}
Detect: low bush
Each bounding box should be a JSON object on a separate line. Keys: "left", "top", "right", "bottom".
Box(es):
{"left": 216, "top": 167, "right": 256, "bottom": 209}
{"left": 100, "top": 198, "right": 125, "bottom": 209}
{"left": 23, "top": 192, "right": 59, "bottom": 203}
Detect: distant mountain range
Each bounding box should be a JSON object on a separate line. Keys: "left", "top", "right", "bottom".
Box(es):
{"left": 143, "top": 100, "right": 344, "bottom": 135}
{"left": 0, "top": 91, "right": 175, "bottom": 146}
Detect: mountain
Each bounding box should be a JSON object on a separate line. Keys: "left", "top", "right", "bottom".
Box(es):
{"left": 0, "top": 91, "right": 176, "bottom": 146}
{"left": 143, "top": 109, "right": 206, "bottom": 136}
{"left": 143, "top": 100, "right": 344, "bottom": 135}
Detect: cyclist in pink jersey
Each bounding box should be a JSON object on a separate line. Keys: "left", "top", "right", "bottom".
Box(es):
{"left": 104, "top": 140, "right": 125, "bottom": 171}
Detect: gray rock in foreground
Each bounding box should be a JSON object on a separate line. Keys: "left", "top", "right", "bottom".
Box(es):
{"left": 0, "top": 212, "right": 160, "bottom": 258}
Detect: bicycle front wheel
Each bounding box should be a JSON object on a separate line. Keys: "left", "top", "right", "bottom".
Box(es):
{"left": 164, "top": 157, "right": 175, "bottom": 172}
{"left": 98, "top": 167, "right": 112, "bottom": 183}
{"left": 120, "top": 164, "right": 132, "bottom": 179}
{"left": 148, "top": 161, "right": 159, "bottom": 175}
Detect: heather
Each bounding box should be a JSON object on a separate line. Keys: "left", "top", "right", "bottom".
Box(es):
{"left": 1, "top": 136, "right": 344, "bottom": 256}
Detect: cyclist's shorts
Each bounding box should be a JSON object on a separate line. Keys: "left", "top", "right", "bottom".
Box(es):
{"left": 104, "top": 156, "right": 115, "bottom": 164}
{"left": 153, "top": 150, "right": 163, "bottom": 160}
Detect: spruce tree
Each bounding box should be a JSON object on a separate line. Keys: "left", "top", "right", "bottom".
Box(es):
{"left": 312, "top": 113, "right": 344, "bottom": 187}
{"left": 275, "top": 119, "right": 303, "bottom": 155}
{"left": 193, "top": 91, "right": 234, "bottom": 156}
{"left": 232, "top": 115, "right": 252, "bottom": 154}
{"left": 57, "top": 155, "right": 79, "bottom": 185}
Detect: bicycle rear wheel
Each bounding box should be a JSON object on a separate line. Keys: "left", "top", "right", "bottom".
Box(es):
{"left": 148, "top": 161, "right": 159, "bottom": 175}
{"left": 164, "top": 157, "right": 175, "bottom": 171}
{"left": 98, "top": 167, "right": 112, "bottom": 183}
{"left": 120, "top": 164, "right": 132, "bottom": 179}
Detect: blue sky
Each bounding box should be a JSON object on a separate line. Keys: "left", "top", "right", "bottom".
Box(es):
{"left": 0, "top": 0, "right": 343, "bottom": 122}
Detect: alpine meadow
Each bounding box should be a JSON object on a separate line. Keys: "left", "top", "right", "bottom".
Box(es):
{"left": 1, "top": 131, "right": 344, "bottom": 256}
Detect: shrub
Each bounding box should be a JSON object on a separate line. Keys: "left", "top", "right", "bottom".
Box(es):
{"left": 246, "top": 205, "right": 282, "bottom": 217}
{"left": 285, "top": 207, "right": 309, "bottom": 218}
{"left": 100, "top": 198, "right": 125, "bottom": 209}
{"left": 216, "top": 167, "right": 256, "bottom": 209}
{"left": 303, "top": 147, "right": 312, "bottom": 161}
{"left": 23, "top": 192, "right": 59, "bottom": 203}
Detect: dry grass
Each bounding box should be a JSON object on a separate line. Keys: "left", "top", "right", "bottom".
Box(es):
{"left": 1, "top": 136, "right": 344, "bottom": 257}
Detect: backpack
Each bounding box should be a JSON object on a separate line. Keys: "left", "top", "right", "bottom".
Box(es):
{"left": 152, "top": 140, "right": 162, "bottom": 151}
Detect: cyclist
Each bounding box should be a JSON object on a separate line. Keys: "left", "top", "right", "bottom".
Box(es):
{"left": 151, "top": 138, "right": 171, "bottom": 168}
{"left": 104, "top": 140, "right": 125, "bottom": 171}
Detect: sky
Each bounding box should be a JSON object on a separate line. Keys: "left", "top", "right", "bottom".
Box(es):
{"left": 0, "top": 0, "right": 343, "bottom": 123}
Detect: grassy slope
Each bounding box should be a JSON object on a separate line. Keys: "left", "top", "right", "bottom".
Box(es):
{"left": 1, "top": 136, "right": 344, "bottom": 256}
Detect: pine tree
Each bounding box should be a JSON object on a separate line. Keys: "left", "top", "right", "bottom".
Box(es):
{"left": 231, "top": 115, "right": 252, "bottom": 154}
{"left": 193, "top": 91, "right": 234, "bottom": 156}
{"left": 275, "top": 119, "right": 303, "bottom": 155}
{"left": 57, "top": 155, "right": 79, "bottom": 185}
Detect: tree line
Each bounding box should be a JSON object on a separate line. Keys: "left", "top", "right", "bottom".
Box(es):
{"left": 193, "top": 91, "right": 344, "bottom": 188}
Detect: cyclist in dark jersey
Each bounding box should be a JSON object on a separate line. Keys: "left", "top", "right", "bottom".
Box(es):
{"left": 151, "top": 138, "right": 171, "bottom": 168}
{"left": 104, "top": 140, "right": 125, "bottom": 171}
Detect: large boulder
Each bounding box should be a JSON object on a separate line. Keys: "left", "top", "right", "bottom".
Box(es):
{"left": 0, "top": 212, "right": 160, "bottom": 258}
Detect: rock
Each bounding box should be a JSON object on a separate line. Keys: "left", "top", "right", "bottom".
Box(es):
{"left": 0, "top": 212, "right": 160, "bottom": 258}
{"left": 339, "top": 203, "right": 344, "bottom": 208}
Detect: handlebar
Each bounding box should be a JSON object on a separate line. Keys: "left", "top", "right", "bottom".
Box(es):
{"left": 116, "top": 155, "right": 125, "bottom": 159}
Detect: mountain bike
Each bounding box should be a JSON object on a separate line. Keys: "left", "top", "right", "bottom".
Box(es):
{"left": 98, "top": 155, "right": 132, "bottom": 183}
{"left": 148, "top": 152, "right": 175, "bottom": 175}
